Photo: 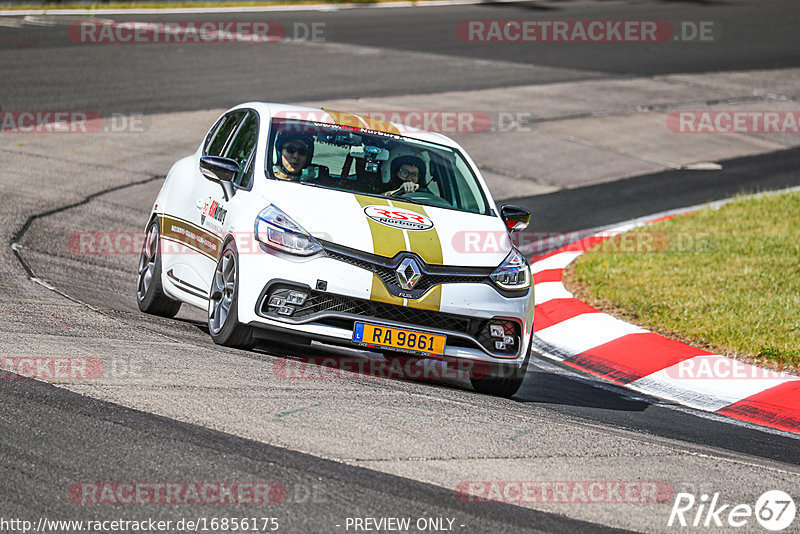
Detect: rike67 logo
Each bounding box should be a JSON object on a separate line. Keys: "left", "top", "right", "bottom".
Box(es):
{"left": 668, "top": 490, "right": 795, "bottom": 531}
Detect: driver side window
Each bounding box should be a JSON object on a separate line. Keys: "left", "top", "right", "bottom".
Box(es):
{"left": 204, "top": 111, "right": 246, "bottom": 157}
{"left": 223, "top": 111, "right": 259, "bottom": 188}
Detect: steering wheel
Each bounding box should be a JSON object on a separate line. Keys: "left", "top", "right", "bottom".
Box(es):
{"left": 390, "top": 186, "right": 428, "bottom": 198}
{"left": 390, "top": 188, "right": 413, "bottom": 197}
{"left": 393, "top": 189, "right": 453, "bottom": 208}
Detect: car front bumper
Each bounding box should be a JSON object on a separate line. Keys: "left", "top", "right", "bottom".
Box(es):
{"left": 236, "top": 244, "right": 534, "bottom": 367}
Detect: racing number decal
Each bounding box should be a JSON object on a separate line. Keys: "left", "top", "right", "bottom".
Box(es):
{"left": 356, "top": 197, "right": 442, "bottom": 263}
{"left": 364, "top": 206, "right": 434, "bottom": 231}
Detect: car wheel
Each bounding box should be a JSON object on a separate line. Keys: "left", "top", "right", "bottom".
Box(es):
{"left": 208, "top": 241, "right": 254, "bottom": 349}
{"left": 469, "top": 344, "right": 530, "bottom": 398}
{"left": 136, "top": 219, "right": 181, "bottom": 318}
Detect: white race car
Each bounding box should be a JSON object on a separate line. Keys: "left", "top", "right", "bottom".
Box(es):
{"left": 137, "top": 103, "right": 534, "bottom": 396}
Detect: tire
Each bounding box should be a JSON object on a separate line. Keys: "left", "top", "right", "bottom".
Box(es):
{"left": 469, "top": 344, "right": 530, "bottom": 398}
{"left": 208, "top": 241, "right": 254, "bottom": 349}
{"left": 136, "top": 219, "right": 182, "bottom": 318}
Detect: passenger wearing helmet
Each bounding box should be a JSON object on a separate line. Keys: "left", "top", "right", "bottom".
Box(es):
{"left": 381, "top": 153, "right": 426, "bottom": 196}
{"left": 273, "top": 131, "right": 314, "bottom": 181}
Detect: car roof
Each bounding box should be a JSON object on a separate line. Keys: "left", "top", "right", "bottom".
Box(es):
{"left": 228, "top": 102, "right": 461, "bottom": 149}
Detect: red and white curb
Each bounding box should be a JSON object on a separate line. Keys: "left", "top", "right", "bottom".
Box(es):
{"left": 529, "top": 214, "right": 800, "bottom": 435}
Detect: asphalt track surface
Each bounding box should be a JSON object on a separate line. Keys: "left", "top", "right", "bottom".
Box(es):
{"left": 2, "top": 1, "right": 800, "bottom": 533}
{"left": 2, "top": 377, "right": 621, "bottom": 533}
{"left": 1, "top": 0, "right": 799, "bottom": 115}
{"left": 519, "top": 146, "right": 800, "bottom": 234}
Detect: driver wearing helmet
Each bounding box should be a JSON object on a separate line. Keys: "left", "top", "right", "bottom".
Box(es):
{"left": 273, "top": 131, "right": 314, "bottom": 181}
{"left": 381, "top": 153, "right": 426, "bottom": 196}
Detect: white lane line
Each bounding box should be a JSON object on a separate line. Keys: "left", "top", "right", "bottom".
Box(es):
{"left": 23, "top": 15, "right": 58, "bottom": 26}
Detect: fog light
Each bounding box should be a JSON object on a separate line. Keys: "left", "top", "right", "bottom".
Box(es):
{"left": 494, "top": 341, "right": 507, "bottom": 351}
{"left": 268, "top": 296, "right": 285, "bottom": 307}
{"left": 277, "top": 306, "right": 295, "bottom": 316}
{"left": 490, "top": 324, "right": 504, "bottom": 338}
{"left": 502, "top": 335, "right": 514, "bottom": 345}
{"left": 286, "top": 291, "right": 307, "bottom": 305}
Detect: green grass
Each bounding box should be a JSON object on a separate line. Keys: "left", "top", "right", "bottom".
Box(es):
{"left": 567, "top": 191, "right": 800, "bottom": 372}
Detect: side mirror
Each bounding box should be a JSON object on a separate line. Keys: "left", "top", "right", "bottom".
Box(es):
{"left": 500, "top": 205, "right": 531, "bottom": 233}
{"left": 200, "top": 156, "right": 237, "bottom": 200}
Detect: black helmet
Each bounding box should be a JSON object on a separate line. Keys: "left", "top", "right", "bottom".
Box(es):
{"left": 276, "top": 131, "right": 315, "bottom": 164}
{"left": 389, "top": 154, "right": 426, "bottom": 182}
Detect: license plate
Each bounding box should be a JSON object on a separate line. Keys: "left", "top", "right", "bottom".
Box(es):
{"left": 352, "top": 322, "right": 446, "bottom": 356}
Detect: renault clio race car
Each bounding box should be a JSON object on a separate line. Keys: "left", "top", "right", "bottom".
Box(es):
{"left": 136, "top": 103, "right": 534, "bottom": 396}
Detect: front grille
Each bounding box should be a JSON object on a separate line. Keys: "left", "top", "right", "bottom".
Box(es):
{"left": 297, "top": 291, "right": 473, "bottom": 333}
{"left": 259, "top": 284, "right": 520, "bottom": 356}
{"left": 322, "top": 241, "right": 491, "bottom": 297}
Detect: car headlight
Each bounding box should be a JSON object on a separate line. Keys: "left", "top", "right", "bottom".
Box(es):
{"left": 254, "top": 204, "right": 322, "bottom": 256}
{"left": 490, "top": 248, "right": 531, "bottom": 291}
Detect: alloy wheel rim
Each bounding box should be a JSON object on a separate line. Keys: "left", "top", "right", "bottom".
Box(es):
{"left": 208, "top": 250, "right": 236, "bottom": 335}
{"left": 136, "top": 224, "right": 158, "bottom": 302}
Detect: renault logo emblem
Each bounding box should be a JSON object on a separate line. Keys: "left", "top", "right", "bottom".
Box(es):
{"left": 395, "top": 257, "right": 422, "bottom": 290}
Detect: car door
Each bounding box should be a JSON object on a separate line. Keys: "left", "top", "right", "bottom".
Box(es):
{"left": 161, "top": 109, "right": 248, "bottom": 300}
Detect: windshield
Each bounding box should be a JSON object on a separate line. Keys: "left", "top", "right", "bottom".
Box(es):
{"left": 265, "top": 118, "right": 491, "bottom": 215}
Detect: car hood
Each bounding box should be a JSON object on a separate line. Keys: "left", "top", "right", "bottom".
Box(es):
{"left": 260, "top": 183, "right": 511, "bottom": 267}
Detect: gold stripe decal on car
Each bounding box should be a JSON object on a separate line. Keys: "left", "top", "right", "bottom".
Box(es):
{"left": 158, "top": 215, "right": 222, "bottom": 261}
{"left": 323, "top": 109, "right": 367, "bottom": 129}
{"left": 355, "top": 195, "right": 407, "bottom": 259}
{"left": 356, "top": 114, "right": 402, "bottom": 136}
{"left": 389, "top": 200, "right": 444, "bottom": 266}
{"left": 369, "top": 274, "right": 442, "bottom": 311}
{"left": 370, "top": 274, "right": 404, "bottom": 306}
{"left": 355, "top": 195, "right": 444, "bottom": 311}
{"left": 407, "top": 284, "right": 442, "bottom": 312}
